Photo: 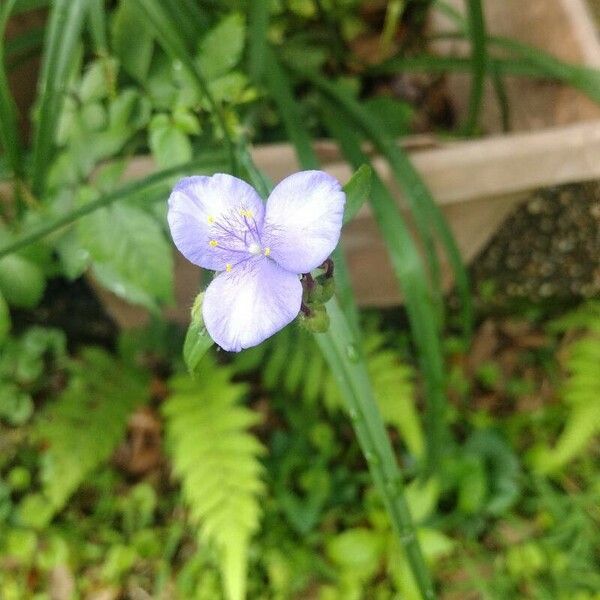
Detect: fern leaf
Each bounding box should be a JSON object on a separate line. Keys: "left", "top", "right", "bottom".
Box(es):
{"left": 163, "top": 359, "right": 265, "bottom": 600}
{"left": 234, "top": 323, "right": 423, "bottom": 458}
{"left": 535, "top": 323, "right": 600, "bottom": 473}
{"left": 35, "top": 347, "right": 148, "bottom": 511}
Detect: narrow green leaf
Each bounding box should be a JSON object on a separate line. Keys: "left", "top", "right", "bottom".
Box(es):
{"left": 302, "top": 67, "right": 473, "bottom": 339}
{"left": 316, "top": 299, "right": 437, "bottom": 600}
{"left": 0, "top": 291, "right": 10, "bottom": 345}
{"left": 463, "top": 0, "right": 487, "bottom": 135}
{"left": 0, "top": 0, "right": 24, "bottom": 179}
{"left": 263, "top": 47, "right": 318, "bottom": 169}
{"left": 31, "top": 0, "right": 89, "bottom": 196}
{"left": 87, "top": 0, "right": 108, "bottom": 55}
{"left": 183, "top": 293, "right": 214, "bottom": 375}
{"left": 0, "top": 155, "right": 228, "bottom": 260}
{"left": 247, "top": 0, "right": 269, "bottom": 82}
{"left": 489, "top": 35, "right": 600, "bottom": 104}
{"left": 343, "top": 164, "right": 372, "bottom": 225}
{"left": 320, "top": 100, "right": 447, "bottom": 472}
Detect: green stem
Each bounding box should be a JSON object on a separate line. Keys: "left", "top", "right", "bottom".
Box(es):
{"left": 316, "top": 299, "right": 436, "bottom": 600}
{"left": 0, "top": 156, "right": 227, "bottom": 259}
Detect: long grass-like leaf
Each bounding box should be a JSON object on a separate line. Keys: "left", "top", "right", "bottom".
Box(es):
{"left": 320, "top": 100, "right": 448, "bottom": 473}
{"left": 0, "top": 154, "right": 228, "bottom": 259}
{"left": 463, "top": 0, "right": 487, "bottom": 135}
{"left": 31, "top": 0, "right": 89, "bottom": 196}
{"left": 248, "top": 0, "right": 269, "bottom": 82}
{"left": 489, "top": 35, "right": 600, "bottom": 104}
{"left": 0, "top": 0, "right": 24, "bottom": 180}
{"left": 422, "top": 28, "right": 600, "bottom": 106}
{"left": 87, "top": 0, "right": 108, "bottom": 55}
{"left": 315, "top": 299, "right": 436, "bottom": 600}
{"left": 297, "top": 67, "right": 473, "bottom": 339}
{"left": 131, "top": 0, "right": 237, "bottom": 172}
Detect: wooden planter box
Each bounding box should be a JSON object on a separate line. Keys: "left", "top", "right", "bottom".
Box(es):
{"left": 7, "top": 1, "right": 600, "bottom": 327}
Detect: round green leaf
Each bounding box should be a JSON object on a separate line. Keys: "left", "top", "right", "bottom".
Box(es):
{"left": 0, "top": 255, "right": 46, "bottom": 309}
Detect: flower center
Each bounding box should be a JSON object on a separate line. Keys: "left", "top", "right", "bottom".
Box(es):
{"left": 247, "top": 242, "right": 262, "bottom": 255}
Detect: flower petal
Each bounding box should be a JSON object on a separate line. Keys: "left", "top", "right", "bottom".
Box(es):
{"left": 262, "top": 170, "right": 345, "bottom": 274}
{"left": 167, "top": 174, "right": 265, "bottom": 271}
{"left": 202, "top": 257, "right": 302, "bottom": 352}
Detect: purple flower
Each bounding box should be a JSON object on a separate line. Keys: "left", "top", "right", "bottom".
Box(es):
{"left": 167, "top": 171, "right": 345, "bottom": 351}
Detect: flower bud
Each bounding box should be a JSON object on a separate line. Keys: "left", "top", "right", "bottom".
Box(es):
{"left": 298, "top": 305, "right": 330, "bottom": 333}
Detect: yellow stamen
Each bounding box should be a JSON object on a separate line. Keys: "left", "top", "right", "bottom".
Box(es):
{"left": 226, "top": 263, "right": 232, "bottom": 272}
{"left": 209, "top": 240, "right": 218, "bottom": 247}
{"left": 207, "top": 215, "right": 215, "bottom": 223}
{"left": 264, "top": 247, "right": 271, "bottom": 257}
{"left": 240, "top": 209, "right": 254, "bottom": 218}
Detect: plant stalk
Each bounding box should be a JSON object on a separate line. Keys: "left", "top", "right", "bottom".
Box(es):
{"left": 316, "top": 299, "right": 437, "bottom": 600}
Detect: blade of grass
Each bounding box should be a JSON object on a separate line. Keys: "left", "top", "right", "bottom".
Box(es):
{"left": 314, "top": 299, "right": 437, "bottom": 600}
{"left": 261, "top": 46, "right": 361, "bottom": 336}
{"left": 489, "top": 34, "right": 600, "bottom": 104}
{"left": 248, "top": 0, "right": 269, "bottom": 82}
{"left": 295, "top": 66, "right": 473, "bottom": 340}
{"left": 162, "top": 0, "right": 199, "bottom": 52}
{"left": 87, "top": 0, "right": 108, "bottom": 55}
{"left": 381, "top": 0, "right": 404, "bottom": 54}
{"left": 490, "top": 61, "right": 510, "bottom": 132}
{"left": 428, "top": 29, "right": 600, "bottom": 106}
{"left": 131, "top": 0, "right": 237, "bottom": 173}
{"left": 0, "top": 0, "right": 24, "bottom": 182}
{"left": 0, "top": 154, "right": 228, "bottom": 259}
{"left": 320, "top": 99, "right": 448, "bottom": 473}
{"left": 31, "top": 0, "right": 89, "bottom": 196}
{"left": 462, "top": 0, "right": 487, "bottom": 135}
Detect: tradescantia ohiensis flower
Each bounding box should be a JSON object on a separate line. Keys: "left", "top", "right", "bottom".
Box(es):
{"left": 167, "top": 171, "right": 345, "bottom": 351}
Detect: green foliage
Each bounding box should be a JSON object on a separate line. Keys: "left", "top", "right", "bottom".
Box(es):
{"left": 533, "top": 302, "right": 600, "bottom": 473}
{"left": 163, "top": 359, "right": 265, "bottom": 600}
{"left": 77, "top": 199, "right": 174, "bottom": 309}
{"left": 111, "top": 0, "right": 154, "bottom": 81}
{"left": 0, "top": 291, "right": 10, "bottom": 344}
{"left": 0, "top": 254, "right": 46, "bottom": 309}
{"left": 235, "top": 320, "right": 424, "bottom": 458}
{"left": 31, "top": 347, "right": 148, "bottom": 518}
{"left": 182, "top": 292, "right": 214, "bottom": 375}
{"left": 197, "top": 13, "right": 246, "bottom": 82}
{"left": 0, "top": 327, "right": 66, "bottom": 428}
{"left": 342, "top": 164, "right": 372, "bottom": 225}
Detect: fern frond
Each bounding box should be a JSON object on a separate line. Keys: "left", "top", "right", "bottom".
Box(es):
{"left": 35, "top": 347, "right": 148, "bottom": 511}
{"left": 234, "top": 323, "right": 424, "bottom": 458}
{"left": 163, "top": 358, "right": 265, "bottom": 600}
{"left": 535, "top": 307, "right": 600, "bottom": 473}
